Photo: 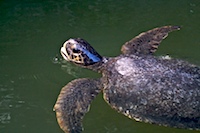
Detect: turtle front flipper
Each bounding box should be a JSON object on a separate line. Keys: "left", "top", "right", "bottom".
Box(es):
{"left": 121, "top": 26, "right": 180, "bottom": 55}
{"left": 54, "top": 78, "right": 102, "bottom": 133}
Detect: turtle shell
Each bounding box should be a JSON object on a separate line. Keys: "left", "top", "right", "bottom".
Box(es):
{"left": 102, "top": 54, "right": 200, "bottom": 129}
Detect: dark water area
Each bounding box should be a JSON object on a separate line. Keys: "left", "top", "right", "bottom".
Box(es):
{"left": 0, "top": 0, "right": 200, "bottom": 133}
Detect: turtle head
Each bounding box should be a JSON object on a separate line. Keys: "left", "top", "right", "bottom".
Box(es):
{"left": 61, "top": 38, "right": 103, "bottom": 66}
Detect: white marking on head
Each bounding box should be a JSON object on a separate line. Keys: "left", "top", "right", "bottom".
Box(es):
{"left": 62, "top": 39, "right": 78, "bottom": 50}
{"left": 60, "top": 47, "right": 69, "bottom": 60}
{"left": 61, "top": 39, "right": 79, "bottom": 62}
{"left": 65, "top": 38, "right": 77, "bottom": 46}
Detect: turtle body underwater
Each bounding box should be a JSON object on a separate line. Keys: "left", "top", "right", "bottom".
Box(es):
{"left": 54, "top": 26, "right": 200, "bottom": 133}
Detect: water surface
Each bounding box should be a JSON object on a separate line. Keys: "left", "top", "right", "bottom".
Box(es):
{"left": 0, "top": 1, "right": 200, "bottom": 133}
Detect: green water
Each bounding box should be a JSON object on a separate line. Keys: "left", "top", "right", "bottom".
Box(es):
{"left": 0, "top": 0, "right": 200, "bottom": 133}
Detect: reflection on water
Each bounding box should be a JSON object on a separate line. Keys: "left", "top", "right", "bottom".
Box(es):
{"left": 0, "top": 75, "right": 24, "bottom": 127}
{"left": 0, "top": 0, "right": 200, "bottom": 133}
{"left": 0, "top": 85, "right": 12, "bottom": 126}
{"left": 52, "top": 57, "right": 80, "bottom": 78}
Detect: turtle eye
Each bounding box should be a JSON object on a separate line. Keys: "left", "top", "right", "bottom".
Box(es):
{"left": 72, "top": 48, "right": 81, "bottom": 53}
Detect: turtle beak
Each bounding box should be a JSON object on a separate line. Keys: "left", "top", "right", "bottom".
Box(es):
{"left": 60, "top": 46, "right": 69, "bottom": 61}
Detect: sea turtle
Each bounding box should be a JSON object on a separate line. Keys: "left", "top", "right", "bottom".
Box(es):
{"left": 54, "top": 26, "right": 200, "bottom": 133}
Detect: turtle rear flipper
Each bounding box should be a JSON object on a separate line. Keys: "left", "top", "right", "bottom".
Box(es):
{"left": 121, "top": 26, "right": 180, "bottom": 55}
{"left": 54, "top": 78, "right": 102, "bottom": 133}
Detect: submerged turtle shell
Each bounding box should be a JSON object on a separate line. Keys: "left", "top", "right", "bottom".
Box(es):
{"left": 102, "top": 54, "right": 200, "bottom": 129}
